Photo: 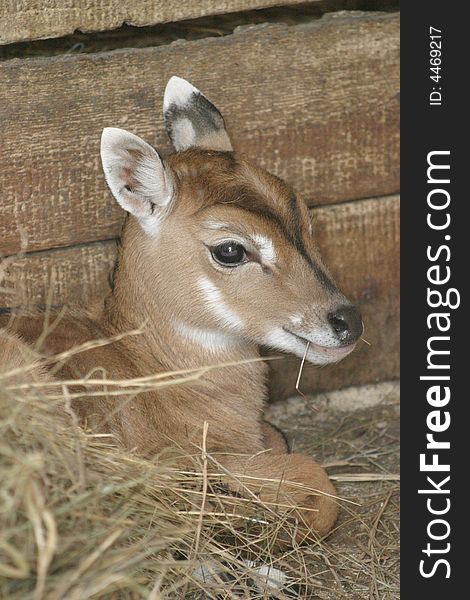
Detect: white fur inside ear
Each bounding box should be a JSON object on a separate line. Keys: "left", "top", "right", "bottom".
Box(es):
{"left": 164, "top": 76, "right": 200, "bottom": 111}
{"left": 171, "top": 117, "right": 196, "bottom": 147}
{"left": 163, "top": 76, "right": 232, "bottom": 152}
{"left": 101, "top": 127, "right": 173, "bottom": 232}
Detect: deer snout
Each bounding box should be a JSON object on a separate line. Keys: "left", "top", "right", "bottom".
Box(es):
{"left": 327, "top": 304, "right": 363, "bottom": 345}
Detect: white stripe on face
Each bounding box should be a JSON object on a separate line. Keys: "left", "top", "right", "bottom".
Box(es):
{"left": 290, "top": 314, "right": 303, "bottom": 326}
{"left": 197, "top": 276, "right": 244, "bottom": 331}
{"left": 252, "top": 234, "right": 276, "bottom": 264}
{"left": 203, "top": 220, "right": 231, "bottom": 231}
{"left": 171, "top": 319, "right": 240, "bottom": 352}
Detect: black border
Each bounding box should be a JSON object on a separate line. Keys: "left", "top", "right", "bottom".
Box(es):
{"left": 401, "top": 3, "right": 466, "bottom": 595}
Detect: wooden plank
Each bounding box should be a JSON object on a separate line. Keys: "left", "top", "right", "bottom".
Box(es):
{"left": 0, "top": 196, "right": 399, "bottom": 397}
{"left": 0, "top": 0, "right": 310, "bottom": 45}
{"left": 269, "top": 194, "right": 400, "bottom": 399}
{"left": 0, "top": 13, "right": 399, "bottom": 256}
{"left": 0, "top": 241, "right": 116, "bottom": 309}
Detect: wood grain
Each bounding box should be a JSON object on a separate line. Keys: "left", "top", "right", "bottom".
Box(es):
{"left": 0, "top": 196, "right": 399, "bottom": 396}
{"left": 0, "top": 13, "right": 399, "bottom": 256}
{"left": 0, "top": 241, "right": 117, "bottom": 310}
{"left": 0, "top": 0, "right": 308, "bottom": 45}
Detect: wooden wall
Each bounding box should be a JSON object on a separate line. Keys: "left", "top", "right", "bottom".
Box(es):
{"left": 0, "top": 0, "right": 309, "bottom": 45}
{"left": 0, "top": 5, "right": 399, "bottom": 397}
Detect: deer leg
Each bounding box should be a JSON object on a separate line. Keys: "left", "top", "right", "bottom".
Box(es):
{"left": 217, "top": 452, "right": 339, "bottom": 539}
{"left": 261, "top": 421, "right": 290, "bottom": 454}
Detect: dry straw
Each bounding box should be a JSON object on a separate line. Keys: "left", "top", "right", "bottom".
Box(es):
{"left": 0, "top": 313, "right": 398, "bottom": 599}
{"left": 0, "top": 340, "right": 350, "bottom": 600}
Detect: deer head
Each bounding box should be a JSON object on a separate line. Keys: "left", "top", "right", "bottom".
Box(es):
{"left": 100, "top": 77, "right": 362, "bottom": 364}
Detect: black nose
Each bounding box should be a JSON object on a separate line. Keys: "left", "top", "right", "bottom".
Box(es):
{"left": 327, "top": 305, "right": 363, "bottom": 344}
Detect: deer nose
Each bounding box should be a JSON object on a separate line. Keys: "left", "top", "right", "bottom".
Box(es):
{"left": 327, "top": 305, "right": 363, "bottom": 345}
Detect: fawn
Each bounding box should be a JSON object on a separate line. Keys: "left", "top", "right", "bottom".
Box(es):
{"left": 1, "top": 77, "right": 363, "bottom": 539}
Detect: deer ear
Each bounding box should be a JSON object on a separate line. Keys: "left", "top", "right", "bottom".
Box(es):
{"left": 100, "top": 128, "right": 174, "bottom": 231}
{"left": 163, "top": 76, "right": 233, "bottom": 152}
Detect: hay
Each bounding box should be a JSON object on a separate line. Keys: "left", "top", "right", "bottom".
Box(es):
{"left": 0, "top": 350, "right": 332, "bottom": 600}
{"left": 267, "top": 382, "right": 400, "bottom": 599}
{"left": 0, "top": 341, "right": 399, "bottom": 599}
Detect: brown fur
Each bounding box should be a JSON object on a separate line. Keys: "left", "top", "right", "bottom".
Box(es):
{"left": 0, "top": 81, "right": 362, "bottom": 540}
{"left": 1, "top": 151, "right": 339, "bottom": 538}
{"left": 0, "top": 330, "right": 47, "bottom": 384}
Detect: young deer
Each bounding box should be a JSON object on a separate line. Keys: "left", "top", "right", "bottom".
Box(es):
{"left": 1, "top": 77, "right": 363, "bottom": 540}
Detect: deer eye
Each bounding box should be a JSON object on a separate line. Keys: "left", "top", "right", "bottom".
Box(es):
{"left": 211, "top": 242, "right": 247, "bottom": 267}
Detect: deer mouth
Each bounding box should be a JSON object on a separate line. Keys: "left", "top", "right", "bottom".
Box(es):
{"left": 282, "top": 327, "right": 356, "bottom": 358}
